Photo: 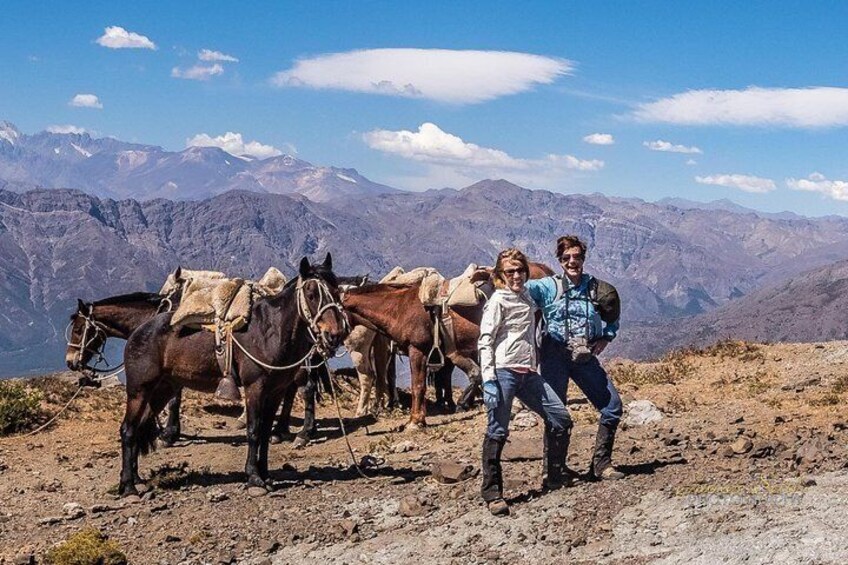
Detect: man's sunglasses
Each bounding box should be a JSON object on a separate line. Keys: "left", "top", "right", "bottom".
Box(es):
{"left": 559, "top": 254, "right": 584, "bottom": 262}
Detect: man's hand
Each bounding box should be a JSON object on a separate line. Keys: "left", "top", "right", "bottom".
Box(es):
{"left": 482, "top": 380, "right": 501, "bottom": 411}
{"left": 591, "top": 338, "right": 610, "bottom": 356}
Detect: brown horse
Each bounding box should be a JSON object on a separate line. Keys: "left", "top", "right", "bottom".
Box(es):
{"left": 118, "top": 255, "right": 347, "bottom": 495}
{"left": 342, "top": 262, "right": 554, "bottom": 429}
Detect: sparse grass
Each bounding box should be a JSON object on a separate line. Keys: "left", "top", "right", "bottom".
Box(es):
{"left": 693, "top": 340, "right": 765, "bottom": 362}
{"left": 610, "top": 356, "right": 694, "bottom": 387}
{"left": 833, "top": 374, "right": 848, "bottom": 394}
{"left": 809, "top": 393, "right": 841, "bottom": 407}
{"left": 43, "top": 527, "right": 127, "bottom": 565}
{"left": 0, "top": 380, "right": 43, "bottom": 434}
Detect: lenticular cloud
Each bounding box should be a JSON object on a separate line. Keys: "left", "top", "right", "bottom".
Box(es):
{"left": 272, "top": 49, "right": 572, "bottom": 104}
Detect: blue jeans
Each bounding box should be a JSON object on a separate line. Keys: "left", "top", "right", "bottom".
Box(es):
{"left": 540, "top": 335, "right": 623, "bottom": 427}
{"left": 486, "top": 368, "right": 572, "bottom": 441}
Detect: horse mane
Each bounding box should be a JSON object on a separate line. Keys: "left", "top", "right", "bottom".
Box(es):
{"left": 94, "top": 292, "right": 164, "bottom": 306}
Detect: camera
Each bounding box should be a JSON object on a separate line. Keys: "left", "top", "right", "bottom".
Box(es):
{"left": 567, "top": 335, "right": 593, "bottom": 364}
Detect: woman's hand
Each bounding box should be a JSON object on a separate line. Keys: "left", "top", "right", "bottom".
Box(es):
{"left": 482, "top": 380, "right": 501, "bottom": 410}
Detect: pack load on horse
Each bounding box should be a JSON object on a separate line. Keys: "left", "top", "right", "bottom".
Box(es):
{"left": 117, "top": 254, "right": 348, "bottom": 496}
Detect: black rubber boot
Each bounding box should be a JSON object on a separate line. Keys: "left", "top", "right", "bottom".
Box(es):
{"left": 481, "top": 436, "right": 509, "bottom": 515}
{"left": 590, "top": 422, "right": 625, "bottom": 480}
{"left": 543, "top": 424, "right": 573, "bottom": 490}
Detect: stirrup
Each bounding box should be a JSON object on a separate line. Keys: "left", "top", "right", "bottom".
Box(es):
{"left": 215, "top": 376, "right": 242, "bottom": 401}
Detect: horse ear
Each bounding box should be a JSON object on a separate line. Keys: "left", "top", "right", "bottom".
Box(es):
{"left": 77, "top": 299, "right": 86, "bottom": 313}
{"left": 323, "top": 253, "right": 333, "bottom": 270}
{"left": 173, "top": 266, "right": 182, "bottom": 281}
{"left": 299, "top": 257, "right": 311, "bottom": 278}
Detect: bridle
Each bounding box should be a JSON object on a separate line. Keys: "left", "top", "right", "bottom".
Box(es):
{"left": 296, "top": 276, "right": 350, "bottom": 357}
{"left": 66, "top": 292, "right": 177, "bottom": 374}
{"left": 65, "top": 310, "right": 111, "bottom": 371}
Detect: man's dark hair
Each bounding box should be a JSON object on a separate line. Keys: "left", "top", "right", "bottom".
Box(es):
{"left": 556, "top": 235, "right": 587, "bottom": 260}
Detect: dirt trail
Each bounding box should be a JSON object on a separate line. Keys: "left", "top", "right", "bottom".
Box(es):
{"left": 1, "top": 340, "right": 847, "bottom": 564}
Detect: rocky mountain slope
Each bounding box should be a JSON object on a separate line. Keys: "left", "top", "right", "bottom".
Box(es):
{"left": 0, "top": 121, "right": 396, "bottom": 202}
{"left": 1, "top": 341, "right": 847, "bottom": 564}
{"left": 3, "top": 180, "right": 848, "bottom": 374}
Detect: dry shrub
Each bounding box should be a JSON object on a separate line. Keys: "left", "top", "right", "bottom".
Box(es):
{"left": 44, "top": 527, "right": 127, "bottom": 565}
{"left": 809, "top": 393, "right": 841, "bottom": 407}
{"left": 0, "top": 380, "right": 43, "bottom": 434}
{"left": 695, "top": 340, "right": 765, "bottom": 362}
{"left": 833, "top": 374, "right": 848, "bottom": 394}
{"left": 609, "top": 357, "right": 694, "bottom": 386}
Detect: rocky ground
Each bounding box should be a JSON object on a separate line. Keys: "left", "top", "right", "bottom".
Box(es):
{"left": 1, "top": 340, "right": 848, "bottom": 564}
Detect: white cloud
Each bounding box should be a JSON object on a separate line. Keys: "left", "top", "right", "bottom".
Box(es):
{"left": 583, "top": 133, "right": 615, "bottom": 145}
{"left": 198, "top": 49, "right": 239, "bottom": 63}
{"left": 272, "top": 48, "right": 572, "bottom": 104}
{"left": 695, "top": 174, "right": 776, "bottom": 194}
{"left": 186, "top": 132, "right": 282, "bottom": 160}
{"left": 363, "top": 122, "right": 603, "bottom": 176}
{"left": 643, "top": 140, "right": 702, "bottom": 154}
{"left": 47, "top": 124, "right": 88, "bottom": 135}
{"left": 633, "top": 86, "right": 848, "bottom": 128}
{"left": 96, "top": 26, "right": 156, "bottom": 50}
{"left": 69, "top": 94, "right": 103, "bottom": 109}
{"left": 686, "top": 159, "right": 698, "bottom": 166}
{"left": 786, "top": 172, "right": 848, "bottom": 201}
{"left": 171, "top": 64, "right": 224, "bottom": 81}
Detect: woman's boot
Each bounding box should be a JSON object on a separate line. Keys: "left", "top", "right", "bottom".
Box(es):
{"left": 590, "top": 422, "right": 625, "bottom": 480}
{"left": 543, "top": 424, "right": 573, "bottom": 490}
{"left": 481, "top": 436, "right": 509, "bottom": 515}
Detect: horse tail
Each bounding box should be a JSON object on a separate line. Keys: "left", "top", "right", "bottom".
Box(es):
{"left": 136, "top": 414, "right": 159, "bottom": 456}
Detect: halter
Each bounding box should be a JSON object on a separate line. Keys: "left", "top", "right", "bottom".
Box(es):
{"left": 66, "top": 294, "right": 177, "bottom": 374}
{"left": 296, "top": 275, "right": 350, "bottom": 357}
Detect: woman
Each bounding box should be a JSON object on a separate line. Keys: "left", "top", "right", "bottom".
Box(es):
{"left": 478, "top": 248, "right": 574, "bottom": 516}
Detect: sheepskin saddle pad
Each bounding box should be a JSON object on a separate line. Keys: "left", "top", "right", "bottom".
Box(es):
{"left": 169, "top": 267, "right": 288, "bottom": 330}
{"left": 383, "top": 264, "right": 483, "bottom": 307}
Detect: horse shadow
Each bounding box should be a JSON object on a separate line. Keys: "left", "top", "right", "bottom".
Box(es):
{"left": 148, "top": 462, "right": 428, "bottom": 492}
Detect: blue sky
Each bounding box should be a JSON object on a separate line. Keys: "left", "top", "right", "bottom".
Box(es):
{"left": 2, "top": 1, "right": 847, "bottom": 215}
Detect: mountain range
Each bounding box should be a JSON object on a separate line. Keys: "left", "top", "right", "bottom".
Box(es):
{"left": 2, "top": 121, "right": 848, "bottom": 376}
{"left": 0, "top": 121, "right": 396, "bottom": 202}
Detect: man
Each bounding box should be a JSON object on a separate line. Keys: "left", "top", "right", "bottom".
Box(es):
{"left": 526, "top": 235, "right": 624, "bottom": 480}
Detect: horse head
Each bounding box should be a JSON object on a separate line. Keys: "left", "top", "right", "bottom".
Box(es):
{"left": 297, "top": 253, "right": 349, "bottom": 354}
{"left": 65, "top": 299, "right": 108, "bottom": 371}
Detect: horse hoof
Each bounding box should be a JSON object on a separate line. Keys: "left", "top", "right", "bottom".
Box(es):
{"left": 292, "top": 436, "right": 309, "bottom": 449}
{"left": 405, "top": 421, "right": 426, "bottom": 431}
{"left": 119, "top": 484, "right": 139, "bottom": 498}
{"left": 270, "top": 435, "right": 283, "bottom": 445}
{"left": 247, "top": 486, "right": 269, "bottom": 497}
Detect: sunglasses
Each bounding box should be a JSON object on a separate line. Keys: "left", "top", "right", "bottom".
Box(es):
{"left": 559, "top": 254, "right": 584, "bottom": 262}
{"left": 502, "top": 268, "right": 526, "bottom": 276}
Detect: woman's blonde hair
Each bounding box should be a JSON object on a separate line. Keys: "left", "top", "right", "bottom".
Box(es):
{"left": 493, "top": 248, "right": 530, "bottom": 289}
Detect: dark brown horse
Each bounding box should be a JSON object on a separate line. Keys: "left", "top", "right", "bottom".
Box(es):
{"left": 118, "top": 254, "right": 347, "bottom": 495}
{"left": 342, "top": 262, "right": 554, "bottom": 429}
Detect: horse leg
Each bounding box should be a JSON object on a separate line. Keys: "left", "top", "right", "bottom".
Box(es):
{"left": 351, "top": 348, "right": 375, "bottom": 417}
{"left": 243, "top": 382, "right": 268, "bottom": 489}
{"left": 258, "top": 390, "right": 283, "bottom": 482}
{"left": 270, "top": 382, "right": 297, "bottom": 444}
{"left": 438, "top": 361, "right": 456, "bottom": 413}
{"left": 407, "top": 347, "right": 428, "bottom": 429}
{"left": 160, "top": 387, "right": 182, "bottom": 447}
{"left": 454, "top": 356, "right": 482, "bottom": 411}
{"left": 387, "top": 350, "right": 398, "bottom": 410}
{"left": 120, "top": 393, "right": 158, "bottom": 497}
{"left": 293, "top": 380, "right": 317, "bottom": 449}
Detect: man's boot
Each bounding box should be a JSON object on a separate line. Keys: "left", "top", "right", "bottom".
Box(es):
{"left": 590, "top": 422, "right": 625, "bottom": 480}
{"left": 543, "top": 424, "right": 574, "bottom": 490}
{"left": 481, "top": 436, "right": 509, "bottom": 515}
{"left": 215, "top": 374, "right": 242, "bottom": 402}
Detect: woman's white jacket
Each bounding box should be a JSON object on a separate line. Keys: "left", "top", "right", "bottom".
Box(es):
{"left": 477, "top": 288, "right": 538, "bottom": 383}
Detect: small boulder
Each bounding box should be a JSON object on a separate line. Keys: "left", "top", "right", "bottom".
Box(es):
{"left": 62, "top": 502, "right": 85, "bottom": 520}
{"left": 731, "top": 437, "right": 753, "bottom": 454}
{"left": 398, "top": 495, "right": 429, "bottom": 517}
{"left": 391, "top": 440, "right": 418, "bottom": 454}
{"left": 430, "top": 460, "right": 475, "bottom": 484}
{"left": 623, "top": 400, "right": 665, "bottom": 427}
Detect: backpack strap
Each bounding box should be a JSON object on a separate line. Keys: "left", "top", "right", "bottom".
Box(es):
{"left": 553, "top": 274, "right": 564, "bottom": 304}
{"left": 588, "top": 276, "right": 599, "bottom": 306}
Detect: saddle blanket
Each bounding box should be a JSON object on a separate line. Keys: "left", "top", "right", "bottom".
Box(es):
{"left": 169, "top": 267, "right": 288, "bottom": 329}
{"left": 383, "top": 264, "right": 483, "bottom": 307}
